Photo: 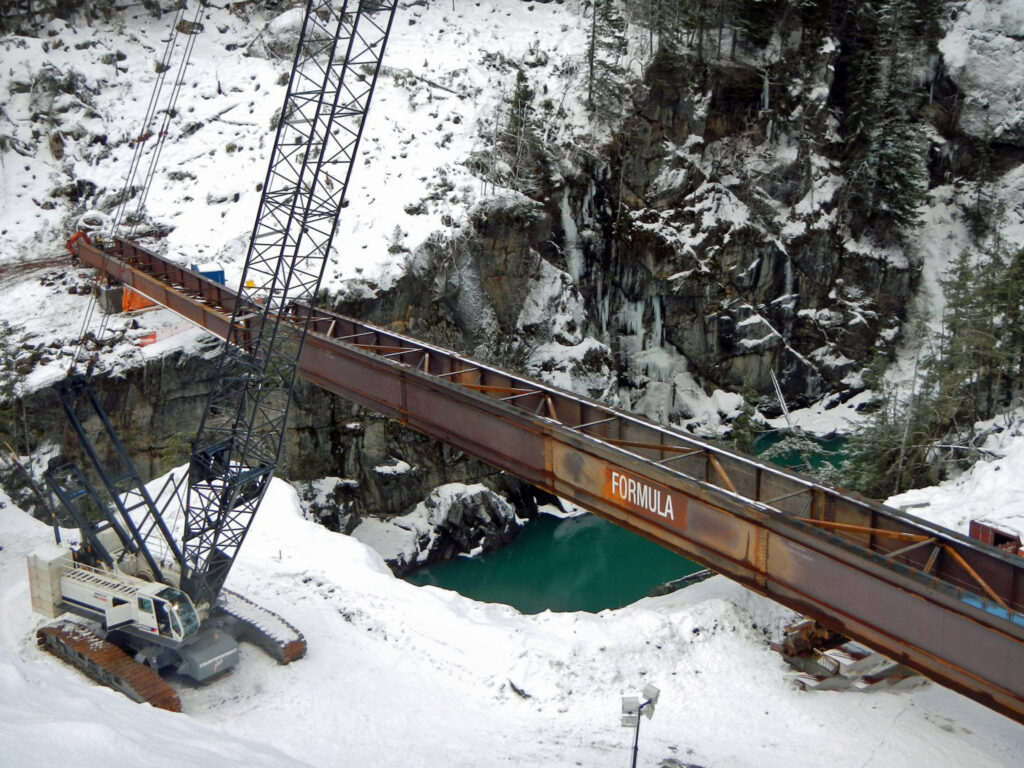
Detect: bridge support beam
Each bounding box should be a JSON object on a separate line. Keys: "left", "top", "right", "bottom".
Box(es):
{"left": 74, "top": 238, "right": 1024, "bottom": 724}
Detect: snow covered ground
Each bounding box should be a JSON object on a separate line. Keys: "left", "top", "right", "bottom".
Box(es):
{"left": 0, "top": 0, "right": 599, "bottom": 391}
{"left": 2, "top": 2, "right": 1024, "bottom": 765}
{"left": 3, "top": 438, "right": 1024, "bottom": 767}
{"left": 0, "top": 0, "right": 593, "bottom": 291}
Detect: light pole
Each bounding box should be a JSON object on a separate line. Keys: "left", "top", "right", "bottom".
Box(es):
{"left": 621, "top": 684, "right": 660, "bottom": 768}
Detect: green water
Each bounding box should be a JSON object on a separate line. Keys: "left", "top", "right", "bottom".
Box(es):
{"left": 752, "top": 430, "right": 847, "bottom": 472}
{"left": 405, "top": 513, "right": 703, "bottom": 614}
{"left": 406, "top": 429, "right": 846, "bottom": 614}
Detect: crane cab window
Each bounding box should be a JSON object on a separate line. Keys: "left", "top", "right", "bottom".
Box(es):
{"left": 153, "top": 599, "right": 172, "bottom": 637}
{"left": 137, "top": 597, "right": 154, "bottom": 614}
{"left": 156, "top": 586, "right": 200, "bottom": 638}
{"left": 169, "top": 609, "right": 182, "bottom": 638}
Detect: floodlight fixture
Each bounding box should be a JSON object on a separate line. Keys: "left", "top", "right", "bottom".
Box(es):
{"left": 642, "top": 684, "right": 659, "bottom": 719}
{"left": 620, "top": 683, "right": 661, "bottom": 768}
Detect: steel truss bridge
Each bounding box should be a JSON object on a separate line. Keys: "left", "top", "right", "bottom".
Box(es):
{"left": 74, "top": 237, "right": 1024, "bottom": 724}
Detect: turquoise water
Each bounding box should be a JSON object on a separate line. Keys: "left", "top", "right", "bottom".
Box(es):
{"left": 406, "top": 429, "right": 845, "bottom": 614}
{"left": 752, "top": 430, "right": 846, "bottom": 472}
{"left": 405, "top": 512, "right": 703, "bottom": 614}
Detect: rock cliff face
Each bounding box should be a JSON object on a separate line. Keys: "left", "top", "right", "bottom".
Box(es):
{"left": 587, "top": 46, "right": 916, "bottom": 413}
{"left": 331, "top": 2, "right": 1017, "bottom": 431}
{"left": 334, "top": 49, "right": 914, "bottom": 425}
{"left": 4, "top": 1, "right": 1023, "bottom": 568}
{"left": 2, "top": 344, "right": 539, "bottom": 539}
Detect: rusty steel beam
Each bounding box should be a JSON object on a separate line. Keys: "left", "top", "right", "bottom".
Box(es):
{"left": 75, "top": 239, "right": 1024, "bottom": 724}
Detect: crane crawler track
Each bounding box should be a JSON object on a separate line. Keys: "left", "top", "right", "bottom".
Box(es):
{"left": 217, "top": 589, "right": 306, "bottom": 663}
{"left": 37, "top": 620, "right": 181, "bottom": 712}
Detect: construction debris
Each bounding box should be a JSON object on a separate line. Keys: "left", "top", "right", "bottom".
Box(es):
{"left": 773, "top": 618, "right": 924, "bottom": 693}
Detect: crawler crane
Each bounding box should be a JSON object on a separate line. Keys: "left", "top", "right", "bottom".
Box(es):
{"left": 29, "top": 0, "right": 398, "bottom": 710}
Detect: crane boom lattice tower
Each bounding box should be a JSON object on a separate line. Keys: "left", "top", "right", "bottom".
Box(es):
{"left": 182, "top": 0, "right": 398, "bottom": 608}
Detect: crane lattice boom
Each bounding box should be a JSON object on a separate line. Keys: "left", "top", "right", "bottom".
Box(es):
{"left": 182, "top": 0, "right": 397, "bottom": 608}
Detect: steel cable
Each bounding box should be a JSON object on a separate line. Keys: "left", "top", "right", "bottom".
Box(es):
{"left": 108, "top": 2, "right": 189, "bottom": 240}
{"left": 80, "top": 3, "right": 205, "bottom": 375}
{"left": 126, "top": 1, "right": 206, "bottom": 239}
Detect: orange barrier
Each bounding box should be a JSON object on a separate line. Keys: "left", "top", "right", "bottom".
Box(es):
{"left": 122, "top": 287, "right": 157, "bottom": 312}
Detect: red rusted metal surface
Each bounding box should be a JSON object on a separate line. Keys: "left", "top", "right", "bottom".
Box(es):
{"left": 37, "top": 620, "right": 181, "bottom": 711}
{"left": 74, "top": 238, "right": 1024, "bottom": 724}
{"left": 971, "top": 520, "right": 1024, "bottom": 557}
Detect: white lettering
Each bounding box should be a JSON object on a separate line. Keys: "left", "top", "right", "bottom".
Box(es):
{"left": 609, "top": 469, "right": 675, "bottom": 520}
{"left": 199, "top": 648, "right": 237, "bottom": 668}
{"left": 612, "top": 471, "right": 624, "bottom": 498}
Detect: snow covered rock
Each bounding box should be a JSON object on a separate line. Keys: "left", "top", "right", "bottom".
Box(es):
{"left": 350, "top": 482, "right": 523, "bottom": 573}
{"left": 248, "top": 8, "right": 304, "bottom": 60}
{"left": 941, "top": 0, "right": 1024, "bottom": 146}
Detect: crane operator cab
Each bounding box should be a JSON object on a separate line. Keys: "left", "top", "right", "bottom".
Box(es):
{"left": 126, "top": 582, "right": 238, "bottom": 681}
{"left": 136, "top": 587, "right": 200, "bottom": 642}
{"left": 127, "top": 581, "right": 238, "bottom": 682}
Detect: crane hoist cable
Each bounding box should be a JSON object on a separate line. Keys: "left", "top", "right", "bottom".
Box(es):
{"left": 70, "top": 279, "right": 101, "bottom": 370}
{"left": 107, "top": 2, "right": 186, "bottom": 239}
{"left": 125, "top": 1, "right": 205, "bottom": 240}
{"left": 107, "top": 1, "right": 202, "bottom": 241}
{"left": 73, "top": 2, "right": 204, "bottom": 375}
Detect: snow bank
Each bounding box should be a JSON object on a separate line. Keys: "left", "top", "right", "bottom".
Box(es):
{"left": 0, "top": 650, "right": 308, "bottom": 768}
{"left": 4, "top": 454, "right": 1024, "bottom": 767}
{"left": 888, "top": 422, "right": 1024, "bottom": 540}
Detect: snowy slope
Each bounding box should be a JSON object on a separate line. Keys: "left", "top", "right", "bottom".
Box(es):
{"left": 1, "top": 3, "right": 1024, "bottom": 765}
{"left": 888, "top": 423, "right": 1024, "bottom": 541}
{"left": 0, "top": 0, "right": 592, "bottom": 288}
{"left": 0, "top": 0, "right": 597, "bottom": 391}
{"left": 3, "top": 447, "right": 1024, "bottom": 767}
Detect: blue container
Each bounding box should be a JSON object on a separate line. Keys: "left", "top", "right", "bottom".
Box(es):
{"left": 190, "top": 264, "right": 226, "bottom": 285}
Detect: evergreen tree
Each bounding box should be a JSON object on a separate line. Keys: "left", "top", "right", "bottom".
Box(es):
{"left": 1003, "top": 248, "right": 1024, "bottom": 407}
{"left": 476, "top": 68, "right": 547, "bottom": 195}
{"left": 928, "top": 247, "right": 1011, "bottom": 426}
{"left": 840, "top": 0, "right": 929, "bottom": 241}
{"left": 734, "top": 0, "right": 779, "bottom": 50}
{"left": 869, "top": 104, "right": 928, "bottom": 230}
{"left": 794, "top": 0, "right": 831, "bottom": 53}
{"left": 586, "top": 0, "right": 631, "bottom": 121}
{"left": 727, "top": 386, "right": 762, "bottom": 454}
{"left": 841, "top": 242, "right": 1024, "bottom": 498}
{"left": 636, "top": 0, "right": 691, "bottom": 54}
{"left": 963, "top": 131, "right": 1002, "bottom": 240}
{"left": 841, "top": 380, "right": 938, "bottom": 498}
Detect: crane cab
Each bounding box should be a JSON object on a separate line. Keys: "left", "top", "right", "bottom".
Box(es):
{"left": 134, "top": 586, "right": 200, "bottom": 643}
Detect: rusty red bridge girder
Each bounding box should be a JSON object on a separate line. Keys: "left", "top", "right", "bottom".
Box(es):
{"left": 76, "top": 238, "right": 1024, "bottom": 724}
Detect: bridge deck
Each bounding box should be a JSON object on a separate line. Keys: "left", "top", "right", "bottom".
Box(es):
{"left": 76, "top": 237, "right": 1024, "bottom": 724}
